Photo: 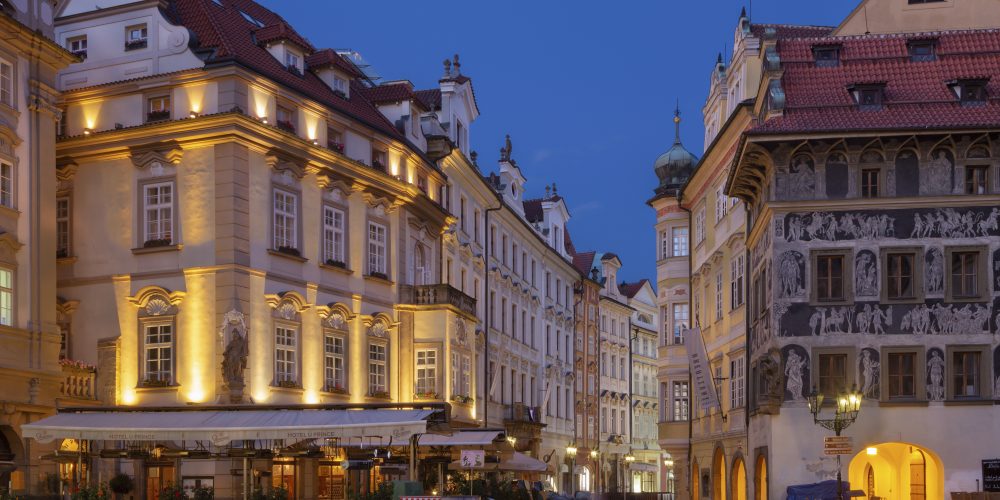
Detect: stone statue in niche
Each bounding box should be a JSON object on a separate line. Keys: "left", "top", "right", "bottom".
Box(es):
{"left": 921, "top": 149, "right": 954, "bottom": 196}
{"left": 926, "top": 348, "right": 945, "bottom": 401}
{"left": 784, "top": 348, "right": 807, "bottom": 401}
{"left": 854, "top": 251, "right": 878, "bottom": 297}
{"left": 777, "top": 250, "right": 805, "bottom": 298}
{"left": 925, "top": 247, "right": 944, "bottom": 294}
{"left": 758, "top": 350, "right": 784, "bottom": 402}
{"left": 219, "top": 309, "right": 249, "bottom": 403}
{"left": 782, "top": 155, "right": 816, "bottom": 200}
{"left": 858, "top": 348, "right": 880, "bottom": 399}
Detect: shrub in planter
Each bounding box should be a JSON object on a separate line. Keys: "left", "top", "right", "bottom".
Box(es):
{"left": 143, "top": 238, "right": 172, "bottom": 248}
{"left": 108, "top": 473, "right": 134, "bottom": 496}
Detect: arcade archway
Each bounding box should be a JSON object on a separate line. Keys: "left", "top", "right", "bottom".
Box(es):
{"left": 848, "top": 442, "right": 943, "bottom": 500}
{"left": 731, "top": 457, "right": 747, "bottom": 500}
{"left": 712, "top": 448, "right": 727, "bottom": 500}
{"left": 754, "top": 455, "right": 768, "bottom": 500}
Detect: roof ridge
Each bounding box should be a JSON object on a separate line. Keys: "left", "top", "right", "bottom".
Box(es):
{"left": 195, "top": 0, "right": 235, "bottom": 57}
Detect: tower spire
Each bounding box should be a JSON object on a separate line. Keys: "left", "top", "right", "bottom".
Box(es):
{"left": 673, "top": 100, "right": 682, "bottom": 144}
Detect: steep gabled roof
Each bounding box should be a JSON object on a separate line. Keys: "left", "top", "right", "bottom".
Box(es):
{"left": 618, "top": 279, "right": 650, "bottom": 299}
{"left": 752, "top": 28, "right": 1000, "bottom": 135}
{"left": 414, "top": 89, "right": 442, "bottom": 111}
{"left": 172, "top": 0, "right": 402, "bottom": 139}
{"left": 749, "top": 23, "right": 834, "bottom": 40}
{"left": 522, "top": 198, "right": 543, "bottom": 223}
{"left": 572, "top": 251, "right": 596, "bottom": 277}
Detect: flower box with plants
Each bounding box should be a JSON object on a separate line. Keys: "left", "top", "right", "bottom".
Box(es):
{"left": 146, "top": 110, "right": 170, "bottom": 122}
{"left": 325, "top": 384, "right": 348, "bottom": 395}
{"left": 368, "top": 271, "right": 389, "bottom": 281}
{"left": 125, "top": 39, "right": 147, "bottom": 51}
{"left": 59, "top": 358, "right": 96, "bottom": 372}
{"left": 141, "top": 376, "right": 171, "bottom": 388}
{"left": 276, "top": 379, "right": 300, "bottom": 389}
{"left": 327, "top": 141, "right": 345, "bottom": 153}
{"left": 369, "top": 390, "right": 390, "bottom": 399}
{"left": 275, "top": 246, "right": 301, "bottom": 257}
{"left": 450, "top": 394, "right": 474, "bottom": 404}
{"left": 371, "top": 159, "right": 386, "bottom": 172}
{"left": 276, "top": 120, "right": 296, "bottom": 133}
{"left": 143, "top": 238, "right": 172, "bottom": 248}
{"left": 324, "top": 259, "right": 347, "bottom": 269}
{"left": 414, "top": 391, "right": 439, "bottom": 400}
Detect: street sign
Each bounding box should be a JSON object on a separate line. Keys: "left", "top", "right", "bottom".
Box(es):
{"left": 823, "top": 436, "right": 853, "bottom": 456}
{"left": 460, "top": 450, "right": 485, "bottom": 469}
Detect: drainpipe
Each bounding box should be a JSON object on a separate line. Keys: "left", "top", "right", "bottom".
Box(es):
{"left": 677, "top": 190, "right": 694, "bottom": 498}
{"left": 482, "top": 203, "right": 502, "bottom": 427}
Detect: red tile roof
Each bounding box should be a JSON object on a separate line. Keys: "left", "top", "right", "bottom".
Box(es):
{"left": 522, "top": 198, "right": 543, "bottom": 223}
{"left": 414, "top": 89, "right": 442, "bottom": 111}
{"left": 752, "top": 29, "right": 1000, "bottom": 135}
{"left": 306, "top": 48, "right": 361, "bottom": 77}
{"left": 359, "top": 82, "right": 417, "bottom": 105}
{"left": 253, "top": 21, "right": 314, "bottom": 52}
{"left": 572, "top": 251, "right": 596, "bottom": 277}
{"left": 172, "top": 0, "right": 402, "bottom": 139}
{"left": 618, "top": 279, "right": 650, "bottom": 299}
{"left": 749, "top": 23, "right": 834, "bottom": 40}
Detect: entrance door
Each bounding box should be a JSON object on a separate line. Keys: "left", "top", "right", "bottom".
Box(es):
{"left": 146, "top": 464, "right": 176, "bottom": 499}
{"left": 865, "top": 465, "right": 875, "bottom": 499}
{"left": 909, "top": 449, "right": 925, "bottom": 500}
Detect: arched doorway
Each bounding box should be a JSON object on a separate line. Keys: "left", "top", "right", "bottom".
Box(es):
{"left": 691, "top": 459, "right": 700, "bottom": 499}
{"left": 413, "top": 245, "right": 426, "bottom": 285}
{"left": 712, "top": 448, "right": 727, "bottom": 500}
{"left": 754, "top": 455, "right": 767, "bottom": 500}
{"left": 579, "top": 466, "right": 591, "bottom": 492}
{"left": 848, "top": 443, "right": 942, "bottom": 500}
{"left": 731, "top": 457, "right": 746, "bottom": 500}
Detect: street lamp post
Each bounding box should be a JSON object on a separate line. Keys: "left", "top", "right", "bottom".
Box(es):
{"left": 624, "top": 451, "right": 635, "bottom": 498}
{"left": 566, "top": 444, "right": 578, "bottom": 496}
{"left": 590, "top": 449, "right": 599, "bottom": 493}
{"left": 663, "top": 455, "right": 675, "bottom": 500}
{"left": 806, "top": 384, "right": 863, "bottom": 500}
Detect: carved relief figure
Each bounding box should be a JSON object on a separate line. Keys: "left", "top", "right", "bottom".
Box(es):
{"left": 921, "top": 149, "right": 954, "bottom": 196}
{"left": 855, "top": 251, "right": 878, "bottom": 297}
{"left": 784, "top": 349, "right": 806, "bottom": 401}
{"left": 856, "top": 304, "right": 892, "bottom": 335}
{"left": 926, "top": 349, "right": 945, "bottom": 401}
{"left": 783, "top": 155, "right": 816, "bottom": 199}
{"left": 759, "top": 351, "right": 784, "bottom": 401}
{"left": 925, "top": 248, "right": 944, "bottom": 294}
{"left": 777, "top": 251, "right": 806, "bottom": 298}
{"left": 859, "top": 348, "right": 880, "bottom": 399}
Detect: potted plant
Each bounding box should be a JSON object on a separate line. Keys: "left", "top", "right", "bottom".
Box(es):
{"left": 324, "top": 259, "right": 347, "bottom": 269}
{"left": 108, "top": 473, "right": 134, "bottom": 499}
{"left": 142, "top": 376, "right": 171, "bottom": 387}
{"left": 369, "top": 390, "right": 390, "bottom": 399}
{"left": 276, "top": 246, "right": 300, "bottom": 257}
{"left": 146, "top": 110, "right": 170, "bottom": 121}
{"left": 143, "top": 238, "right": 172, "bottom": 248}
{"left": 277, "top": 379, "right": 300, "bottom": 389}
{"left": 327, "top": 142, "right": 344, "bottom": 153}
{"left": 368, "top": 271, "right": 389, "bottom": 281}
{"left": 414, "top": 391, "right": 439, "bottom": 400}
{"left": 326, "top": 384, "right": 347, "bottom": 394}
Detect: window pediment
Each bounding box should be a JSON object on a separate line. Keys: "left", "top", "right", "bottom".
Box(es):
{"left": 127, "top": 286, "right": 185, "bottom": 316}
{"left": 129, "top": 142, "right": 183, "bottom": 170}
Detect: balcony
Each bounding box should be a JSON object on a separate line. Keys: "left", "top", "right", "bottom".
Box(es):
{"left": 59, "top": 362, "right": 97, "bottom": 400}
{"left": 504, "top": 403, "right": 543, "bottom": 424}
{"left": 398, "top": 284, "right": 476, "bottom": 318}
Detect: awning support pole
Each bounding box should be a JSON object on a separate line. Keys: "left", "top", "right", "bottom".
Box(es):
{"left": 409, "top": 434, "right": 418, "bottom": 482}
{"left": 243, "top": 456, "right": 249, "bottom": 500}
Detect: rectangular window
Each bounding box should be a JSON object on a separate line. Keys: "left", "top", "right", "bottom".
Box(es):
{"left": 284, "top": 51, "right": 300, "bottom": 71}
{"left": 459, "top": 197, "right": 467, "bottom": 232}
{"left": 274, "top": 326, "right": 297, "bottom": 384}
{"left": 965, "top": 166, "right": 988, "bottom": 194}
{"left": 731, "top": 254, "right": 745, "bottom": 308}
{"left": 367, "top": 222, "right": 387, "bottom": 276}
{"left": 415, "top": 349, "right": 437, "bottom": 396}
{"left": 276, "top": 105, "right": 295, "bottom": 132}
{"left": 332, "top": 75, "right": 348, "bottom": 95}
{"left": 125, "top": 24, "right": 148, "bottom": 50}
{"left": 908, "top": 40, "right": 936, "bottom": 62}
{"left": 56, "top": 197, "right": 70, "bottom": 258}
{"left": 659, "top": 230, "right": 669, "bottom": 260}
{"left": 813, "top": 47, "right": 840, "bottom": 67}
{"left": 886, "top": 253, "right": 915, "bottom": 299}
{"left": 816, "top": 255, "right": 845, "bottom": 301}
{"left": 672, "top": 303, "right": 689, "bottom": 345}
{"left": 368, "top": 343, "right": 387, "bottom": 394}
{"left": 730, "top": 356, "right": 745, "bottom": 409}
{"left": 143, "top": 182, "right": 173, "bottom": 245}
{"left": 371, "top": 149, "right": 387, "bottom": 169}
{"left": 272, "top": 190, "right": 297, "bottom": 251}
{"left": 715, "top": 186, "right": 728, "bottom": 222}
{"left": 144, "top": 323, "right": 172, "bottom": 384}
{"left": 322, "top": 206, "right": 345, "bottom": 265}
{"left": 715, "top": 272, "right": 723, "bottom": 321}
{"left": 0, "top": 62, "right": 10, "bottom": 106}
{"left": 67, "top": 36, "right": 88, "bottom": 57}
{"left": 0, "top": 268, "right": 10, "bottom": 326}
{"left": 817, "top": 353, "right": 847, "bottom": 397}
{"left": 672, "top": 227, "right": 689, "bottom": 257}
{"left": 473, "top": 209, "right": 481, "bottom": 243}
{"left": 861, "top": 168, "right": 880, "bottom": 198}
{"left": 147, "top": 95, "right": 170, "bottom": 121}
{"left": 695, "top": 209, "right": 706, "bottom": 244}
{"left": 887, "top": 352, "right": 916, "bottom": 399}
{"left": 1, "top": 163, "right": 15, "bottom": 208}
{"left": 324, "top": 334, "right": 346, "bottom": 392}
{"left": 952, "top": 351, "right": 981, "bottom": 398}
{"left": 672, "top": 381, "right": 689, "bottom": 421}
{"left": 950, "top": 251, "right": 978, "bottom": 298}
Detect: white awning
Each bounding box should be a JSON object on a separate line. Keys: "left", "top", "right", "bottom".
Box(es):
{"left": 22, "top": 409, "right": 433, "bottom": 446}
{"left": 629, "top": 462, "right": 658, "bottom": 473}
{"left": 418, "top": 430, "right": 504, "bottom": 447}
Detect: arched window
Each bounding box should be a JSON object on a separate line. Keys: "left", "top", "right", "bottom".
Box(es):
{"left": 713, "top": 448, "right": 727, "bottom": 500}
{"left": 128, "top": 286, "right": 184, "bottom": 387}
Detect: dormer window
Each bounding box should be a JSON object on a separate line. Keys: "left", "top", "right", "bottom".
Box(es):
{"left": 276, "top": 104, "right": 295, "bottom": 133}
{"left": 67, "top": 36, "right": 87, "bottom": 59}
{"left": 147, "top": 96, "right": 171, "bottom": 122}
{"left": 371, "top": 149, "right": 387, "bottom": 172}
{"left": 812, "top": 45, "right": 841, "bottom": 67}
{"left": 327, "top": 126, "right": 344, "bottom": 153}
{"left": 948, "top": 78, "right": 989, "bottom": 106}
{"left": 125, "top": 24, "right": 148, "bottom": 51}
{"left": 332, "top": 75, "right": 349, "bottom": 97}
{"left": 908, "top": 39, "right": 937, "bottom": 62}
{"left": 284, "top": 51, "right": 302, "bottom": 76}
{"left": 848, "top": 83, "right": 886, "bottom": 110}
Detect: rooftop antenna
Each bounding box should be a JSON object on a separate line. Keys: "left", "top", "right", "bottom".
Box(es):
{"left": 864, "top": 4, "right": 870, "bottom": 35}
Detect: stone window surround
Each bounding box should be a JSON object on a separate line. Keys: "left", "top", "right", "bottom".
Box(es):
{"left": 365, "top": 211, "right": 390, "bottom": 278}
{"left": 270, "top": 184, "right": 302, "bottom": 254}
{"left": 809, "top": 248, "right": 855, "bottom": 306}
{"left": 136, "top": 176, "right": 178, "bottom": 249}
{"left": 320, "top": 200, "right": 348, "bottom": 267}
{"left": 878, "top": 246, "right": 924, "bottom": 304}
{"left": 413, "top": 340, "right": 443, "bottom": 397}
{"left": 879, "top": 345, "right": 926, "bottom": 402}
{"left": 811, "top": 346, "right": 856, "bottom": 399}
{"left": 944, "top": 344, "right": 992, "bottom": 401}
{"left": 272, "top": 319, "right": 300, "bottom": 387}
{"left": 943, "top": 245, "right": 988, "bottom": 303}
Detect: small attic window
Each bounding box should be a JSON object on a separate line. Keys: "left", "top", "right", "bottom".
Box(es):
{"left": 812, "top": 45, "right": 841, "bottom": 67}
{"left": 948, "top": 78, "right": 989, "bottom": 106}
{"left": 848, "top": 83, "right": 886, "bottom": 110}
{"left": 332, "top": 75, "right": 349, "bottom": 96}
{"left": 284, "top": 51, "right": 302, "bottom": 76}
{"left": 908, "top": 39, "right": 937, "bottom": 62}
{"left": 239, "top": 10, "right": 265, "bottom": 28}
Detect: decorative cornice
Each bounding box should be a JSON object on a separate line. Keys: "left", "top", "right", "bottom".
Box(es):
{"left": 129, "top": 141, "right": 184, "bottom": 169}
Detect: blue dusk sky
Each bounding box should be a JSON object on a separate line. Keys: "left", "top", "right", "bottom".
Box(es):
{"left": 260, "top": 0, "right": 859, "bottom": 284}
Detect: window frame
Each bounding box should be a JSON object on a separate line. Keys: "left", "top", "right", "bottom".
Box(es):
{"left": 672, "top": 380, "right": 689, "bottom": 421}
{"left": 672, "top": 226, "right": 689, "bottom": 257}
{"left": 944, "top": 246, "right": 987, "bottom": 302}
{"left": 141, "top": 320, "right": 175, "bottom": 386}
{"left": 0, "top": 266, "right": 11, "bottom": 327}
{"left": 964, "top": 165, "right": 989, "bottom": 194}
{"left": 366, "top": 220, "right": 388, "bottom": 277}
{"left": 140, "top": 179, "right": 176, "bottom": 247}
{"left": 812, "top": 347, "right": 855, "bottom": 399}
{"left": 672, "top": 303, "right": 689, "bottom": 345}
{"left": 811, "top": 249, "right": 853, "bottom": 305}
{"left": 323, "top": 331, "right": 347, "bottom": 393}
{"left": 67, "top": 35, "right": 88, "bottom": 58}
{"left": 880, "top": 347, "right": 924, "bottom": 402}
{"left": 321, "top": 204, "right": 346, "bottom": 266}
{"left": 0, "top": 162, "right": 13, "bottom": 209}
{"left": 860, "top": 167, "right": 881, "bottom": 198}
{"left": 0, "top": 59, "right": 12, "bottom": 107}
{"left": 414, "top": 346, "right": 439, "bottom": 397}
{"left": 56, "top": 196, "right": 71, "bottom": 258}
{"left": 367, "top": 339, "right": 389, "bottom": 396}
{"left": 124, "top": 24, "right": 148, "bottom": 50}
{"left": 731, "top": 253, "right": 745, "bottom": 309}
{"left": 273, "top": 323, "right": 299, "bottom": 387}
{"left": 147, "top": 95, "right": 171, "bottom": 122}
{"left": 879, "top": 247, "right": 923, "bottom": 304}
{"left": 945, "top": 345, "right": 990, "bottom": 400}
{"left": 730, "top": 355, "right": 745, "bottom": 409}
{"left": 271, "top": 188, "right": 299, "bottom": 253}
